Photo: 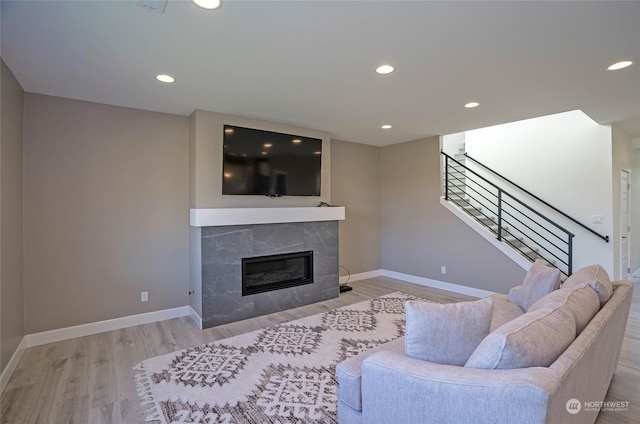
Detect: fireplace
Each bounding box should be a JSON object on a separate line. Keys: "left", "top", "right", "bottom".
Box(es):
{"left": 242, "top": 251, "right": 313, "bottom": 296}
{"left": 194, "top": 219, "right": 340, "bottom": 329}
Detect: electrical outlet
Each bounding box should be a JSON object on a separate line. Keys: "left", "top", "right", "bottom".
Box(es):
{"left": 592, "top": 215, "right": 604, "bottom": 224}
{"left": 441, "top": 266, "right": 447, "bottom": 274}
{"left": 141, "top": 291, "right": 148, "bottom": 302}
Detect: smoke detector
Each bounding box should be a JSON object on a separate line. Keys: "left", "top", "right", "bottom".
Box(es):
{"left": 136, "top": 0, "right": 169, "bottom": 14}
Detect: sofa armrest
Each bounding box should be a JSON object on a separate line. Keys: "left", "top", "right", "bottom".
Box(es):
{"left": 361, "top": 350, "right": 559, "bottom": 424}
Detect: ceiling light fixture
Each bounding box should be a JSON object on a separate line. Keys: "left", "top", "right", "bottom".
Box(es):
{"left": 375, "top": 65, "right": 395, "bottom": 75}
{"left": 192, "top": 0, "right": 222, "bottom": 10}
{"left": 155, "top": 74, "right": 175, "bottom": 83}
{"left": 465, "top": 102, "right": 480, "bottom": 108}
{"left": 607, "top": 60, "right": 633, "bottom": 71}
{"left": 381, "top": 124, "right": 392, "bottom": 129}
{"left": 292, "top": 139, "right": 302, "bottom": 144}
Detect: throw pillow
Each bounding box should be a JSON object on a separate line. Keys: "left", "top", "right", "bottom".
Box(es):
{"left": 405, "top": 297, "right": 493, "bottom": 366}
{"left": 562, "top": 264, "right": 612, "bottom": 307}
{"left": 517, "top": 259, "right": 561, "bottom": 311}
{"left": 529, "top": 284, "right": 600, "bottom": 335}
{"left": 465, "top": 304, "right": 576, "bottom": 369}
{"left": 489, "top": 294, "right": 526, "bottom": 332}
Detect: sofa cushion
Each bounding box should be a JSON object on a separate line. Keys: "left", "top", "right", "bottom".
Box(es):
{"left": 336, "top": 337, "right": 405, "bottom": 411}
{"left": 563, "top": 264, "right": 612, "bottom": 306}
{"left": 529, "top": 284, "right": 600, "bottom": 335}
{"left": 489, "top": 293, "right": 525, "bottom": 332}
{"left": 508, "top": 285, "right": 522, "bottom": 304}
{"left": 465, "top": 302, "right": 576, "bottom": 369}
{"left": 517, "top": 259, "right": 562, "bottom": 310}
{"left": 405, "top": 298, "right": 493, "bottom": 366}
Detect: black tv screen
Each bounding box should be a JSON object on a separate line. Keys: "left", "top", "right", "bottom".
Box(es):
{"left": 222, "top": 125, "right": 322, "bottom": 196}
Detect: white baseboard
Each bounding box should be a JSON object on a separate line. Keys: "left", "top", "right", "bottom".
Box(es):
{"left": 381, "top": 269, "right": 495, "bottom": 298}
{"left": 1, "top": 306, "right": 192, "bottom": 395}
{"left": 23, "top": 306, "right": 191, "bottom": 348}
{"left": 339, "top": 269, "right": 382, "bottom": 284}
{"left": 2, "top": 270, "right": 492, "bottom": 395}
{"left": 339, "top": 268, "right": 494, "bottom": 298}
{"left": 1, "top": 337, "right": 27, "bottom": 394}
{"left": 189, "top": 306, "right": 203, "bottom": 330}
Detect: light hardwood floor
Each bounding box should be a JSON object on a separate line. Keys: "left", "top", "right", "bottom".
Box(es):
{"left": 1, "top": 276, "right": 638, "bottom": 423}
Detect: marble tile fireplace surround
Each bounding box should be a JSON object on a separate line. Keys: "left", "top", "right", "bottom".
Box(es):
{"left": 190, "top": 207, "right": 345, "bottom": 329}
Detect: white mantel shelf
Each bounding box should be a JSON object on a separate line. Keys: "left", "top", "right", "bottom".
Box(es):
{"left": 190, "top": 206, "right": 346, "bottom": 227}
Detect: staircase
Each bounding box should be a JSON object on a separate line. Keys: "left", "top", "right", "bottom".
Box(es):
{"left": 442, "top": 147, "right": 575, "bottom": 276}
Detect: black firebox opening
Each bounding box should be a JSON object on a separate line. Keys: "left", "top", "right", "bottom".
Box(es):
{"left": 242, "top": 251, "right": 314, "bottom": 296}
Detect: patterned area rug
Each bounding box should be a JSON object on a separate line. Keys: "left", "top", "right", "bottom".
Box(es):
{"left": 135, "top": 292, "right": 426, "bottom": 423}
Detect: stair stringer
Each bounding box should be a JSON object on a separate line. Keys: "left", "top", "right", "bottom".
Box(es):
{"left": 440, "top": 196, "right": 530, "bottom": 272}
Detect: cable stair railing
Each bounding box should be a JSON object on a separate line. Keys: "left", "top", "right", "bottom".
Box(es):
{"left": 441, "top": 151, "right": 609, "bottom": 277}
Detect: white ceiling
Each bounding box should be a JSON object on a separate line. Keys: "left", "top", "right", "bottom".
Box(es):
{"left": 2, "top": 0, "right": 640, "bottom": 146}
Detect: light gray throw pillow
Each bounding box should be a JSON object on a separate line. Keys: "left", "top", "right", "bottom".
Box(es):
{"left": 405, "top": 298, "right": 493, "bottom": 366}
{"left": 465, "top": 304, "right": 576, "bottom": 369}
{"left": 562, "top": 264, "right": 612, "bottom": 307}
{"left": 529, "top": 284, "right": 600, "bottom": 335}
{"left": 517, "top": 259, "right": 561, "bottom": 311}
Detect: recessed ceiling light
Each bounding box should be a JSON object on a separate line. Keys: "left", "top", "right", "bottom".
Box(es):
{"left": 292, "top": 139, "right": 302, "bottom": 144}
{"left": 263, "top": 143, "right": 272, "bottom": 148}
{"left": 381, "top": 124, "right": 392, "bottom": 129}
{"left": 155, "top": 74, "right": 175, "bottom": 83}
{"left": 607, "top": 60, "right": 633, "bottom": 71}
{"left": 192, "top": 0, "right": 222, "bottom": 10}
{"left": 465, "top": 102, "right": 480, "bottom": 108}
{"left": 375, "top": 65, "right": 395, "bottom": 75}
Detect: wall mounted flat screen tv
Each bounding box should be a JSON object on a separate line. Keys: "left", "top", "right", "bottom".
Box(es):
{"left": 222, "top": 125, "right": 322, "bottom": 197}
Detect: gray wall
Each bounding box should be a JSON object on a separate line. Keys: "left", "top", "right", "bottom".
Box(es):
{"left": 23, "top": 94, "right": 190, "bottom": 333}
{"left": 1, "top": 60, "right": 25, "bottom": 371}
{"left": 9, "top": 90, "right": 533, "bottom": 341}
{"left": 380, "top": 136, "right": 526, "bottom": 294}
{"left": 189, "top": 109, "right": 331, "bottom": 209}
{"left": 330, "top": 139, "right": 381, "bottom": 275}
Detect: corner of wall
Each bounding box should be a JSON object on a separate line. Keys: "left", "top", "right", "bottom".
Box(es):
{"left": 0, "top": 58, "right": 26, "bottom": 376}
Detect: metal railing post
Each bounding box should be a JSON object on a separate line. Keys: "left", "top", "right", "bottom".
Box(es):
{"left": 444, "top": 155, "right": 449, "bottom": 200}
{"left": 568, "top": 235, "right": 574, "bottom": 275}
{"left": 497, "top": 189, "right": 503, "bottom": 241}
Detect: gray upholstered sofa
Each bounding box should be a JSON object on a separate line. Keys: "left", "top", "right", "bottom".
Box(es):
{"left": 336, "top": 264, "right": 633, "bottom": 424}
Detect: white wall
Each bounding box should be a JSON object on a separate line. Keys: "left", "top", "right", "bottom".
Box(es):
{"left": 464, "top": 110, "right": 614, "bottom": 276}
{"left": 633, "top": 139, "right": 640, "bottom": 277}
{"left": 611, "top": 125, "right": 634, "bottom": 280}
